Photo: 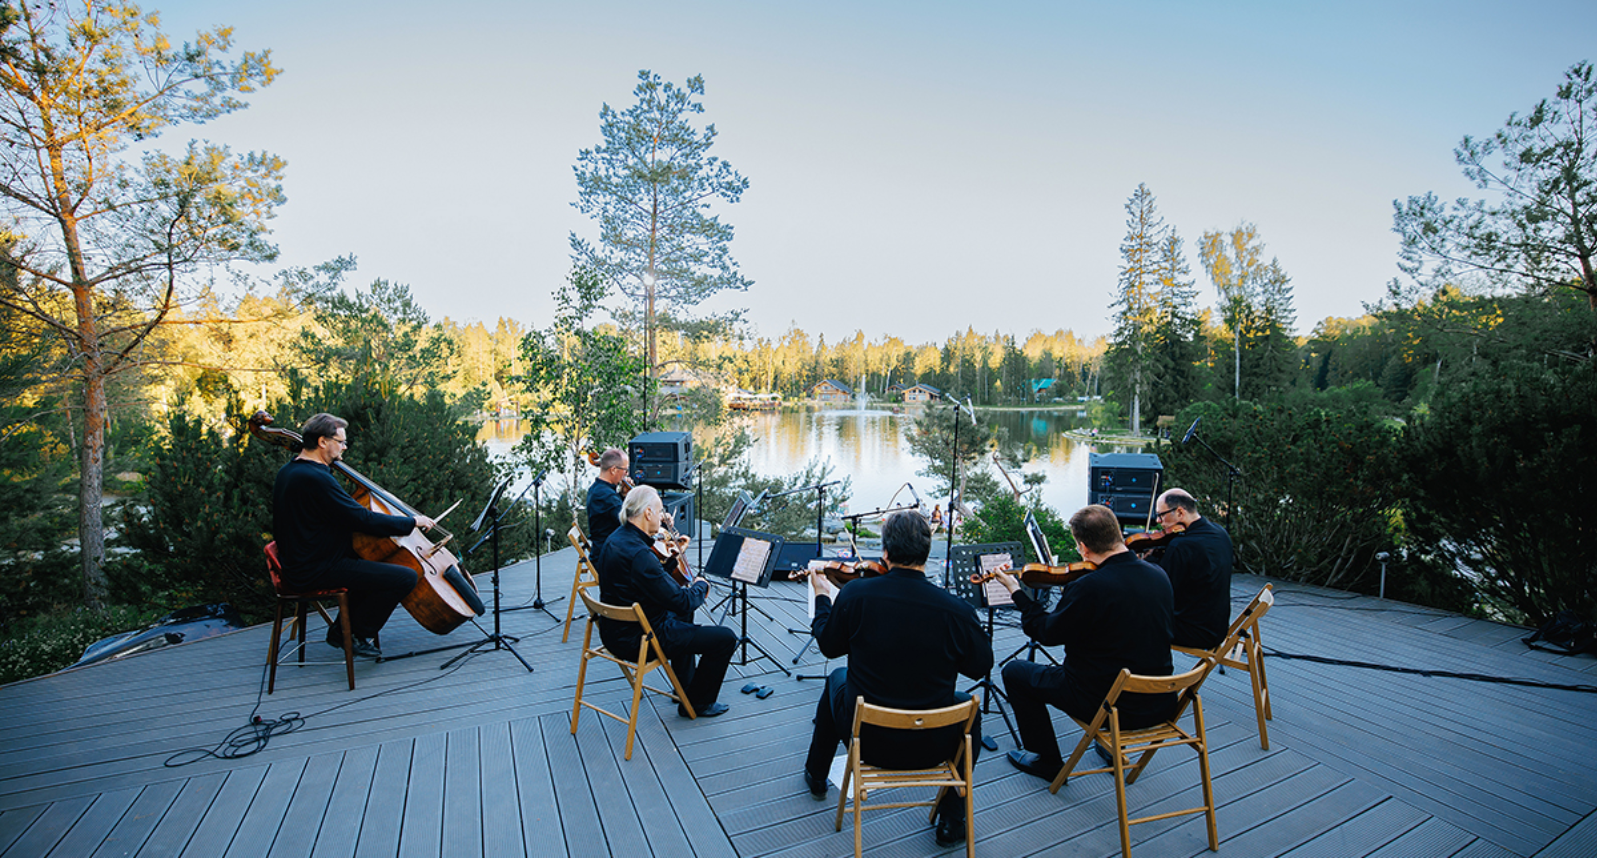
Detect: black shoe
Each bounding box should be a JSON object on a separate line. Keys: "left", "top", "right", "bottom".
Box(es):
{"left": 803, "top": 769, "right": 829, "bottom": 800}
{"left": 679, "top": 701, "right": 730, "bottom": 718}
{"left": 934, "top": 806, "right": 967, "bottom": 847}
{"left": 1007, "top": 749, "right": 1062, "bottom": 782}
{"left": 350, "top": 637, "right": 380, "bottom": 659}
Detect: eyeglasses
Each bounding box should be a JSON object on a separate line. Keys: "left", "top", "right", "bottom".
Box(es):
{"left": 1155, "top": 508, "right": 1176, "bottom": 520}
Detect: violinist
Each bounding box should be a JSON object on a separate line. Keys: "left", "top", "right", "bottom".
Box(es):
{"left": 271, "top": 413, "right": 436, "bottom": 659}
{"left": 801, "top": 511, "right": 991, "bottom": 848}
{"left": 584, "top": 448, "right": 630, "bottom": 555}
{"left": 990, "top": 504, "right": 1174, "bottom": 784}
{"left": 596, "top": 485, "right": 735, "bottom": 718}
{"left": 1154, "top": 489, "right": 1234, "bottom": 650}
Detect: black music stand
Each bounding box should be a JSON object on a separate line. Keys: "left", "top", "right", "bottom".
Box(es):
{"left": 950, "top": 541, "right": 1026, "bottom": 748}
{"left": 439, "top": 475, "right": 534, "bottom": 672}
{"left": 702, "top": 526, "right": 790, "bottom": 676}
{"left": 997, "top": 510, "right": 1060, "bottom": 669}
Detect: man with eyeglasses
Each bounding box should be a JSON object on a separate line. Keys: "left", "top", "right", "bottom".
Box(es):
{"left": 1152, "top": 489, "right": 1234, "bottom": 650}
{"left": 272, "top": 413, "right": 435, "bottom": 659}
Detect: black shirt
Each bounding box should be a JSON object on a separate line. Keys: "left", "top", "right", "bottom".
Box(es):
{"left": 1159, "top": 516, "right": 1234, "bottom": 649}
{"left": 596, "top": 521, "right": 707, "bottom": 652}
{"left": 1013, "top": 551, "right": 1175, "bottom": 725}
{"left": 586, "top": 479, "right": 624, "bottom": 553}
{"left": 812, "top": 566, "right": 993, "bottom": 767}
{"left": 271, "top": 457, "right": 415, "bottom": 585}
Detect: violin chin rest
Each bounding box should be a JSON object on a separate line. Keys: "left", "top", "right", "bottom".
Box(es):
{"left": 445, "top": 565, "right": 486, "bottom": 615}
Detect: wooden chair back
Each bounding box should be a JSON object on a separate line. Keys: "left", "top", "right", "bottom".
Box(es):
{"left": 1175, "top": 583, "right": 1275, "bottom": 748}
{"left": 835, "top": 696, "right": 980, "bottom": 858}
{"left": 561, "top": 523, "right": 600, "bottom": 643}
{"left": 1050, "top": 659, "right": 1219, "bottom": 858}
{"left": 569, "top": 587, "right": 694, "bottom": 760}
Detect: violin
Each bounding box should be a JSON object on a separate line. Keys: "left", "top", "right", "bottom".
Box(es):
{"left": 586, "top": 449, "right": 636, "bottom": 494}
{"left": 788, "top": 558, "right": 887, "bottom": 589}
{"left": 1124, "top": 523, "right": 1186, "bottom": 555}
{"left": 652, "top": 528, "right": 693, "bottom": 586}
{"left": 248, "top": 411, "right": 483, "bottom": 635}
{"left": 970, "top": 561, "right": 1096, "bottom": 588}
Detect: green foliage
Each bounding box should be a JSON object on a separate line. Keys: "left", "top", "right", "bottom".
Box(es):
{"left": 570, "top": 69, "right": 751, "bottom": 375}
{"left": 298, "top": 273, "right": 460, "bottom": 398}
{"left": 0, "top": 603, "right": 165, "bottom": 686}
{"left": 1198, "top": 224, "right": 1298, "bottom": 399}
{"left": 0, "top": 397, "right": 77, "bottom": 622}
{"left": 1159, "top": 396, "right": 1408, "bottom": 593}
{"left": 1402, "top": 359, "right": 1597, "bottom": 626}
{"left": 905, "top": 401, "right": 998, "bottom": 502}
{"left": 964, "top": 493, "right": 1080, "bottom": 565}
{"left": 1394, "top": 60, "right": 1597, "bottom": 310}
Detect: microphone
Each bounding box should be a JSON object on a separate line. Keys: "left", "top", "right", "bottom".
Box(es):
{"left": 1181, "top": 417, "right": 1202, "bottom": 446}
{"left": 965, "top": 397, "right": 976, "bottom": 426}
{"left": 906, "top": 483, "right": 922, "bottom": 509}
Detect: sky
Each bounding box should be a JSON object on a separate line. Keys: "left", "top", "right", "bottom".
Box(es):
{"left": 149, "top": 0, "right": 1597, "bottom": 345}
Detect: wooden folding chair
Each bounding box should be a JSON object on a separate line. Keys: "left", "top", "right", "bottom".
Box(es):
{"left": 1050, "top": 659, "right": 1219, "bottom": 858}
{"left": 263, "top": 541, "right": 359, "bottom": 693}
{"left": 561, "top": 523, "right": 600, "bottom": 643}
{"left": 1175, "top": 583, "right": 1275, "bottom": 748}
{"left": 835, "top": 695, "right": 980, "bottom": 858}
{"left": 569, "top": 588, "right": 695, "bottom": 760}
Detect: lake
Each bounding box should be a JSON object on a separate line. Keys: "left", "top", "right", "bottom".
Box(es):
{"left": 479, "top": 406, "right": 1139, "bottom": 520}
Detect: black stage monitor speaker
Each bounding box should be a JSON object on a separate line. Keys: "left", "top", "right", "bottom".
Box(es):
{"left": 629, "top": 431, "right": 694, "bottom": 489}
{"left": 661, "top": 491, "right": 695, "bottom": 540}
{"left": 770, "top": 541, "right": 825, "bottom": 575}
{"left": 1087, "top": 452, "right": 1163, "bottom": 520}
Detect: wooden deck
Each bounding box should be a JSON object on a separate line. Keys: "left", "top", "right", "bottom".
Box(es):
{"left": 1, "top": 542, "right": 1594, "bottom": 857}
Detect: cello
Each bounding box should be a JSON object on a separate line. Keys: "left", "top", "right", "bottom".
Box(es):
{"left": 249, "top": 411, "right": 484, "bottom": 635}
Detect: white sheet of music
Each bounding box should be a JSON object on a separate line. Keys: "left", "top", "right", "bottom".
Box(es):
{"left": 731, "top": 537, "right": 771, "bottom": 584}
{"left": 979, "top": 553, "right": 1014, "bottom": 607}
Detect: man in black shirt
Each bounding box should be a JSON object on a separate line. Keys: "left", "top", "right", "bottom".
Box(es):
{"left": 597, "top": 485, "right": 735, "bottom": 718}
{"left": 585, "top": 447, "right": 629, "bottom": 554}
{"left": 992, "top": 504, "right": 1175, "bottom": 782}
{"left": 1154, "top": 488, "right": 1234, "bottom": 649}
{"left": 272, "top": 413, "right": 435, "bottom": 659}
{"left": 803, "top": 511, "right": 992, "bottom": 847}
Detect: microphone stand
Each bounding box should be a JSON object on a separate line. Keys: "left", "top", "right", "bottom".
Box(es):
{"left": 438, "top": 473, "right": 537, "bottom": 672}
{"left": 501, "top": 472, "right": 561, "bottom": 623}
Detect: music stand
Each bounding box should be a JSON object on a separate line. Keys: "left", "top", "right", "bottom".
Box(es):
{"left": 702, "top": 526, "right": 790, "bottom": 676}
{"left": 995, "top": 511, "right": 1061, "bottom": 668}
{"left": 438, "top": 474, "right": 534, "bottom": 672}
{"left": 949, "top": 541, "right": 1026, "bottom": 747}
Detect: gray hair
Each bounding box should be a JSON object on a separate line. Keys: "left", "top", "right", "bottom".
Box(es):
{"left": 1159, "top": 488, "right": 1198, "bottom": 514}
{"left": 621, "top": 484, "right": 660, "bottom": 525}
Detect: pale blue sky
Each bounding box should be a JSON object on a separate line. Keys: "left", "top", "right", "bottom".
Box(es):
{"left": 153, "top": 0, "right": 1595, "bottom": 344}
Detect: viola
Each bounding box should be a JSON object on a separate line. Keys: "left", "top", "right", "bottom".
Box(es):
{"left": 652, "top": 528, "right": 693, "bottom": 586}
{"left": 1124, "top": 523, "right": 1186, "bottom": 555}
{"left": 970, "top": 561, "right": 1096, "bottom": 588}
{"left": 249, "top": 411, "right": 483, "bottom": 634}
{"left": 788, "top": 558, "right": 886, "bottom": 589}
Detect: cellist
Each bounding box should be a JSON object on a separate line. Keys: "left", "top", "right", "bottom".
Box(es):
{"left": 272, "top": 413, "right": 436, "bottom": 659}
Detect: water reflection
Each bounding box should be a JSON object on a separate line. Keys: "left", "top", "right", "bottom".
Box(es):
{"left": 478, "top": 408, "right": 1141, "bottom": 518}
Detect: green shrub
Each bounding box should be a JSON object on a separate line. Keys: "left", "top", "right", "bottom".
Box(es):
{"left": 0, "top": 604, "right": 165, "bottom": 685}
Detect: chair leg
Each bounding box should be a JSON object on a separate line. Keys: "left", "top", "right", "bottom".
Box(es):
{"left": 295, "top": 600, "right": 309, "bottom": 664}
{"left": 268, "top": 599, "right": 286, "bottom": 695}
{"left": 337, "top": 593, "right": 355, "bottom": 691}
{"left": 964, "top": 738, "right": 976, "bottom": 858}
{"left": 561, "top": 564, "right": 586, "bottom": 643}
{"left": 570, "top": 623, "right": 595, "bottom": 736}
{"left": 623, "top": 661, "right": 647, "bottom": 761}
{"left": 1193, "top": 698, "right": 1219, "bottom": 851}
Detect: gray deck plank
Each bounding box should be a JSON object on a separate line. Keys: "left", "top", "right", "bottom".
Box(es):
{"left": 1361, "top": 816, "right": 1477, "bottom": 858}
{"left": 90, "top": 780, "right": 183, "bottom": 858}
{"left": 1534, "top": 809, "right": 1597, "bottom": 858}
{"left": 353, "top": 740, "right": 411, "bottom": 858}
{"left": 1277, "top": 796, "right": 1430, "bottom": 857}
{"left": 136, "top": 772, "right": 227, "bottom": 858}
{"left": 478, "top": 721, "right": 525, "bottom": 858}
{"left": 569, "top": 697, "right": 650, "bottom": 856}
{"left": 537, "top": 711, "right": 608, "bottom": 858}
{"left": 45, "top": 787, "right": 139, "bottom": 858}
{"left": 308, "top": 744, "right": 377, "bottom": 858}
{"left": 593, "top": 708, "right": 696, "bottom": 858}
{"left": 441, "top": 728, "right": 483, "bottom": 858}
{"left": 182, "top": 764, "right": 268, "bottom": 858}
{"left": 508, "top": 717, "right": 563, "bottom": 858}
{"left": 397, "top": 731, "right": 445, "bottom": 858}
{"left": 225, "top": 758, "right": 306, "bottom": 858}
{"left": 0, "top": 804, "right": 44, "bottom": 854}
{"left": 0, "top": 794, "right": 90, "bottom": 858}
{"left": 268, "top": 752, "right": 339, "bottom": 858}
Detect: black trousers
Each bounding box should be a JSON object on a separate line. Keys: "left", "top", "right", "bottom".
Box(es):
{"left": 805, "top": 667, "right": 981, "bottom": 818}
{"left": 1002, "top": 660, "right": 1174, "bottom": 762}
{"left": 292, "top": 557, "right": 416, "bottom": 640}
{"left": 655, "top": 617, "right": 737, "bottom": 712}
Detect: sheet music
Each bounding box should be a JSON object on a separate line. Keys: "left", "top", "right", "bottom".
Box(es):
{"left": 731, "top": 536, "right": 772, "bottom": 584}
{"left": 979, "top": 553, "right": 1014, "bottom": 607}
